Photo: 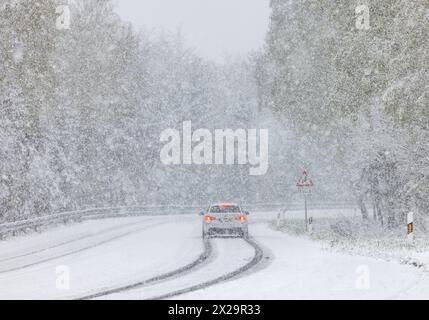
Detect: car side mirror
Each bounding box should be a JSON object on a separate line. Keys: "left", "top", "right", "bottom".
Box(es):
{"left": 199, "top": 211, "right": 205, "bottom": 216}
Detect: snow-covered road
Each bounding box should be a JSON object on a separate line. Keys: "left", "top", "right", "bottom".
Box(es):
{"left": 0, "top": 212, "right": 427, "bottom": 299}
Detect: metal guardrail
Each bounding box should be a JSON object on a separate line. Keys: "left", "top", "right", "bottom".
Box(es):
{"left": 0, "top": 205, "right": 200, "bottom": 239}
{"left": 242, "top": 202, "right": 357, "bottom": 211}
{"left": 0, "top": 202, "right": 357, "bottom": 240}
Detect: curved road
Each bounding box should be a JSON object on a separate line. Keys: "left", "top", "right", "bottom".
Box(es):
{"left": 0, "top": 212, "right": 426, "bottom": 299}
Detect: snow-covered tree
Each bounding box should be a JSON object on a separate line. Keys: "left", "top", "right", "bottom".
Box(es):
{"left": 257, "top": 0, "right": 428, "bottom": 227}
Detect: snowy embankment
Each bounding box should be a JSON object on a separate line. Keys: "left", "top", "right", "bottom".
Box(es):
{"left": 271, "top": 209, "right": 429, "bottom": 274}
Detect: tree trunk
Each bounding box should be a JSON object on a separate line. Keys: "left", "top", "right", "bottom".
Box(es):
{"left": 358, "top": 195, "right": 369, "bottom": 219}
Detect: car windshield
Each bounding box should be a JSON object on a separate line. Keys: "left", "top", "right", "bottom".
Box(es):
{"left": 209, "top": 205, "right": 241, "bottom": 213}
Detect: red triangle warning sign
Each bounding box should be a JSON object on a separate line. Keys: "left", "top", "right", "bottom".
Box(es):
{"left": 296, "top": 170, "right": 314, "bottom": 187}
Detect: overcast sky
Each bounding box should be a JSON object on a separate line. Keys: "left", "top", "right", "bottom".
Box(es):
{"left": 114, "top": 0, "right": 271, "bottom": 62}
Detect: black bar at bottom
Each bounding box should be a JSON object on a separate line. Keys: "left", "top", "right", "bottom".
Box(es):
{"left": 0, "top": 300, "right": 420, "bottom": 319}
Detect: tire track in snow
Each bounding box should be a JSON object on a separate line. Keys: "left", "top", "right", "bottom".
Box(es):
{"left": 0, "top": 219, "right": 154, "bottom": 263}
{"left": 79, "top": 237, "right": 266, "bottom": 300}
{"left": 147, "top": 238, "right": 264, "bottom": 300}
{"left": 0, "top": 220, "right": 165, "bottom": 274}
{"left": 77, "top": 239, "right": 213, "bottom": 300}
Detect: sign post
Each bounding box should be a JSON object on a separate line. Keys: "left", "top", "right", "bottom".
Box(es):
{"left": 304, "top": 193, "right": 308, "bottom": 232}
{"left": 407, "top": 212, "right": 414, "bottom": 242}
{"left": 296, "top": 170, "right": 314, "bottom": 233}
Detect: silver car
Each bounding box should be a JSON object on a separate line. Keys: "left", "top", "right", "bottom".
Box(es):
{"left": 200, "top": 203, "right": 249, "bottom": 239}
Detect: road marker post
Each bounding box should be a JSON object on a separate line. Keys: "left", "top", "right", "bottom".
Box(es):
{"left": 308, "top": 216, "right": 313, "bottom": 234}
{"left": 276, "top": 209, "right": 281, "bottom": 228}
{"left": 276, "top": 207, "right": 287, "bottom": 228}
{"left": 407, "top": 212, "right": 414, "bottom": 242}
